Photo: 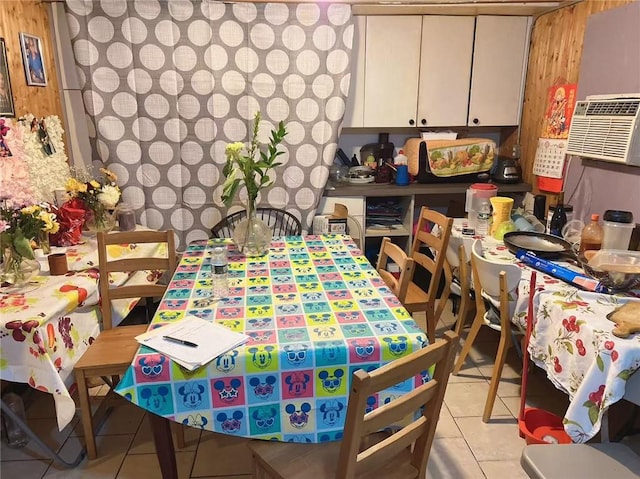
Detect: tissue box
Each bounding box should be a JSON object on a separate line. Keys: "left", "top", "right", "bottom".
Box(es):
{"left": 313, "top": 216, "right": 347, "bottom": 235}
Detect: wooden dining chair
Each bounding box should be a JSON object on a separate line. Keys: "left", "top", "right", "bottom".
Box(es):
{"left": 248, "top": 330, "right": 460, "bottom": 479}
{"left": 439, "top": 243, "right": 474, "bottom": 337}
{"left": 453, "top": 239, "right": 522, "bottom": 422}
{"left": 73, "top": 230, "right": 183, "bottom": 459}
{"left": 405, "top": 207, "right": 453, "bottom": 344}
{"left": 376, "top": 237, "right": 415, "bottom": 304}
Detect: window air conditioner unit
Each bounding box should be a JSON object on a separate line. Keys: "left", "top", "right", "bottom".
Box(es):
{"left": 566, "top": 93, "right": 640, "bottom": 165}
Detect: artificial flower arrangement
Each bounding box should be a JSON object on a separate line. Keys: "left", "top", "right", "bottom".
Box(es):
{"left": 0, "top": 201, "right": 59, "bottom": 285}
{"left": 65, "top": 167, "right": 121, "bottom": 232}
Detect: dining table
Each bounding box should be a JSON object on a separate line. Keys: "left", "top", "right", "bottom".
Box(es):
{"left": 0, "top": 234, "right": 166, "bottom": 434}
{"left": 446, "top": 218, "right": 640, "bottom": 443}
{"left": 114, "top": 234, "right": 429, "bottom": 477}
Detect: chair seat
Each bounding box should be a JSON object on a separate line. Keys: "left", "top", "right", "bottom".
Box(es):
{"left": 248, "top": 433, "right": 418, "bottom": 479}
{"left": 75, "top": 324, "right": 148, "bottom": 372}
{"left": 404, "top": 281, "right": 429, "bottom": 312}
{"left": 521, "top": 443, "right": 640, "bottom": 479}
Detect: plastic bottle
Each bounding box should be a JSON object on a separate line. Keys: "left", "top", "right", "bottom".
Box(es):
{"left": 549, "top": 192, "right": 567, "bottom": 237}
{"left": 579, "top": 214, "right": 604, "bottom": 252}
{"left": 394, "top": 149, "right": 408, "bottom": 165}
{"left": 2, "top": 392, "right": 30, "bottom": 448}
{"left": 211, "top": 246, "right": 229, "bottom": 298}
{"left": 475, "top": 198, "right": 491, "bottom": 236}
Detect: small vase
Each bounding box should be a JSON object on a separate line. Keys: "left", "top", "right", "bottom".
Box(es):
{"left": 1, "top": 247, "right": 41, "bottom": 287}
{"left": 84, "top": 209, "right": 116, "bottom": 236}
{"left": 37, "top": 230, "right": 51, "bottom": 254}
{"left": 232, "top": 202, "right": 272, "bottom": 257}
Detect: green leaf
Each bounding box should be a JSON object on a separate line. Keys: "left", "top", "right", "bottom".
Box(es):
{"left": 564, "top": 342, "right": 574, "bottom": 354}
{"left": 618, "top": 369, "right": 631, "bottom": 380}
{"left": 596, "top": 354, "right": 604, "bottom": 372}
{"left": 13, "top": 230, "right": 35, "bottom": 260}
{"left": 588, "top": 405, "right": 599, "bottom": 425}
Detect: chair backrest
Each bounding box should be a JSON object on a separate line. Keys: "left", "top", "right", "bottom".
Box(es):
{"left": 336, "top": 331, "right": 459, "bottom": 478}
{"left": 410, "top": 207, "right": 453, "bottom": 300}
{"left": 346, "top": 214, "right": 363, "bottom": 250}
{"left": 470, "top": 239, "right": 521, "bottom": 298}
{"left": 376, "top": 237, "right": 415, "bottom": 303}
{"left": 97, "top": 230, "right": 177, "bottom": 330}
{"left": 211, "top": 208, "right": 302, "bottom": 238}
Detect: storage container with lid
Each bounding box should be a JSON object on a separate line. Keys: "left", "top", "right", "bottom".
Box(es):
{"left": 466, "top": 183, "right": 497, "bottom": 231}
{"left": 602, "top": 210, "right": 634, "bottom": 250}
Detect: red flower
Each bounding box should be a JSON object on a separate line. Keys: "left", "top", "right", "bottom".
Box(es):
{"left": 604, "top": 341, "right": 614, "bottom": 350}
{"left": 611, "top": 350, "right": 619, "bottom": 362}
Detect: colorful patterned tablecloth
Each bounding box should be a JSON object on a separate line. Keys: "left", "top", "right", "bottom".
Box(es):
{"left": 115, "top": 235, "right": 429, "bottom": 443}
{"left": 0, "top": 236, "right": 166, "bottom": 430}
{"left": 449, "top": 218, "right": 640, "bottom": 442}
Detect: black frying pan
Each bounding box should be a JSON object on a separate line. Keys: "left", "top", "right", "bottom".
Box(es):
{"left": 503, "top": 231, "right": 578, "bottom": 260}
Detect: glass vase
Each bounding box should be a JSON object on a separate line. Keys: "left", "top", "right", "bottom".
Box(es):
{"left": 84, "top": 209, "right": 116, "bottom": 236}
{"left": 1, "top": 247, "right": 41, "bottom": 287}
{"left": 232, "top": 202, "right": 272, "bottom": 257}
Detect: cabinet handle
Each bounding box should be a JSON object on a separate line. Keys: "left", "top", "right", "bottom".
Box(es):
{"left": 421, "top": 119, "right": 427, "bottom": 126}
{"left": 472, "top": 118, "right": 479, "bottom": 125}
{"left": 408, "top": 119, "right": 415, "bottom": 126}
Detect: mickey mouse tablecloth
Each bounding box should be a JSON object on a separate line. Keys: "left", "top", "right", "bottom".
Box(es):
{"left": 115, "top": 235, "right": 428, "bottom": 443}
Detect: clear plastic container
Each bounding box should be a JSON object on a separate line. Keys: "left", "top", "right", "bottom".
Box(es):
{"left": 466, "top": 183, "right": 497, "bottom": 230}
{"left": 2, "top": 392, "right": 30, "bottom": 448}
{"left": 602, "top": 210, "right": 634, "bottom": 250}
{"left": 117, "top": 203, "right": 137, "bottom": 232}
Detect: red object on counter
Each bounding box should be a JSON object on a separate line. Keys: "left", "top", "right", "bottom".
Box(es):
{"left": 49, "top": 199, "right": 87, "bottom": 246}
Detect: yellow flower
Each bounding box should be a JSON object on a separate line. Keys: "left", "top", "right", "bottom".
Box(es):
{"left": 89, "top": 180, "right": 100, "bottom": 188}
{"left": 39, "top": 211, "right": 60, "bottom": 234}
{"left": 21, "top": 205, "right": 39, "bottom": 215}
{"left": 66, "top": 178, "right": 87, "bottom": 193}
{"left": 100, "top": 168, "right": 118, "bottom": 182}
{"left": 225, "top": 142, "right": 244, "bottom": 157}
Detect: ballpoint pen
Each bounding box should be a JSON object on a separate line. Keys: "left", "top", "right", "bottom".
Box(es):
{"left": 163, "top": 336, "right": 198, "bottom": 348}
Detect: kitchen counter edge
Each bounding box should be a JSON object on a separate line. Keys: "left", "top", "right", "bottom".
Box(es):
{"left": 324, "top": 182, "right": 532, "bottom": 197}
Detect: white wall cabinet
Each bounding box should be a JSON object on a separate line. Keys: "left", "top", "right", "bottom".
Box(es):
{"left": 467, "top": 16, "right": 532, "bottom": 127}
{"left": 345, "top": 15, "right": 532, "bottom": 129}
{"left": 417, "top": 16, "right": 475, "bottom": 127}
{"left": 342, "top": 16, "right": 366, "bottom": 128}
{"left": 363, "top": 16, "right": 422, "bottom": 128}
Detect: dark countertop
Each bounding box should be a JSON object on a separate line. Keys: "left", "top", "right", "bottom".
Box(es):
{"left": 323, "top": 181, "right": 532, "bottom": 197}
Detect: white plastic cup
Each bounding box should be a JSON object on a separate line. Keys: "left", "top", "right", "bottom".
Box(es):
{"left": 602, "top": 221, "right": 634, "bottom": 250}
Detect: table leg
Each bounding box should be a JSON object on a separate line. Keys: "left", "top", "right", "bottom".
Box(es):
{"left": 148, "top": 412, "right": 178, "bottom": 479}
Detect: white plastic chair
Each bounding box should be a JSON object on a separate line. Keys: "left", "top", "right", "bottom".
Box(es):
{"left": 453, "top": 239, "right": 522, "bottom": 422}
{"left": 346, "top": 214, "right": 363, "bottom": 250}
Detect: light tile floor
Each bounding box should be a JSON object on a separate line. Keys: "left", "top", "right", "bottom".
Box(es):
{"left": 2, "top": 302, "right": 639, "bottom": 478}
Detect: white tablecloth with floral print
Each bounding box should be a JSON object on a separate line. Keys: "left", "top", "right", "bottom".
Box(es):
{"left": 448, "top": 218, "right": 640, "bottom": 442}
{"left": 0, "top": 235, "right": 165, "bottom": 431}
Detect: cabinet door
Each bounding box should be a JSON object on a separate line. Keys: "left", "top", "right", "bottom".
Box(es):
{"left": 468, "top": 16, "right": 531, "bottom": 127}
{"left": 363, "top": 16, "right": 422, "bottom": 128}
{"left": 417, "top": 16, "right": 474, "bottom": 127}
{"left": 342, "top": 16, "right": 366, "bottom": 128}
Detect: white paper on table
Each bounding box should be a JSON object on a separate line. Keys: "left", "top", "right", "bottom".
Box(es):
{"left": 136, "top": 315, "right": 249, "bottom": 371}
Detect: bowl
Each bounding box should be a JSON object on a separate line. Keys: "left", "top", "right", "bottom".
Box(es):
{"left": 577, "top": 249, "right": 640, "bottom": 292}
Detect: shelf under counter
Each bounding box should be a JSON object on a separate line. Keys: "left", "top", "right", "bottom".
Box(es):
{"left": 365, "top": 226, "right": 411, "bottom": 237}
{"left": 323, "top": 181, "right": 532, "bottom": 197}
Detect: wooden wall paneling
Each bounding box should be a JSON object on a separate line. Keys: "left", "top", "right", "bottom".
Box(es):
{"left": 519, "top": 0, "right": 635, "bottom": 207}
{"left": 0, "top": 0, "right": 63, "bottom": 120}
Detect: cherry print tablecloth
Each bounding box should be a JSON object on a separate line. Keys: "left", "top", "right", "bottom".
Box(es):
{"left": 0, "top": 236, "right": 166, "bottom": 430}
{"left": 449, "top": 218, "right": 640, "bottom": 442}
{"left": 114, "top": 235, "right": 428, "bottom": 443}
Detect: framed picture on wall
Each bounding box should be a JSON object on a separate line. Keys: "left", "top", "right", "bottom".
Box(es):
{"left": 0, "top": 37, "right": 15, "bottom": 116}
{"left": 19, "top": 32, "right": 47, "bottom": 87}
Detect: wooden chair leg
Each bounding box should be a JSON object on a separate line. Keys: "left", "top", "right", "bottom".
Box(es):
{"left": 482, "top": 328, "right": 511, "bottom": 423}
{"left": 454, "top": 294, "right": 472, "bottom": 337}
{"left": 76, "top": 371, "right": 98, "bottom": 460}
{"left": 172, "top": 422, "right": 186, "bottom": 449}
{"left": 425, "top": 306, "right": 437, "bottom": 345}
{"left": 453, "top": 310, "right": 484, "bottom": 375}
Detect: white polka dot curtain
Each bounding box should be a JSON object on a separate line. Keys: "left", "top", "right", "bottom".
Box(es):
{"left": 64, "top": 0, "right": 354, "bottom": 248}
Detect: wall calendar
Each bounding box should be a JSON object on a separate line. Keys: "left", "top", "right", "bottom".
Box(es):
{"left": 533, "top": 138, "right": 567, "bottom": 179}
